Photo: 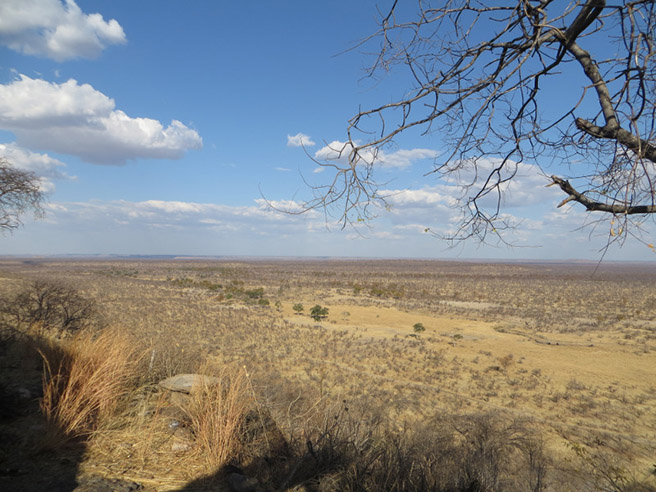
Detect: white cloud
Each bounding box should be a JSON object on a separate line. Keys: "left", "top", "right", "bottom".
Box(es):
{"left": 439, "top": 157, "right": 560, "bottom": 209}
{"left": 4, "top": 194, "right": 654, "bottom": 259}
{"left": 254, "top": 198, "right": 313, "bottom": 215}
{"left": 346, "top": 230, "right": 404, "bottom": 241}
{"left": 0, "top": 142, "right": 72, "bottom": 192}
{"left": 287, "top": 132, "right": 315, "bottom": 147}
{"left": 38, "top": 198, "right": 324, "bottom": 237}
{"left": 0, "top": 75, "right": 203, "bottom": 164}
{"left": 0, "top": 0, "right": 126, "bottom": 61}
{"left": 0, "top": 142, "right": 68, "bottom": 179}
{"left": 385, "top": 188, "right": 450, "bottom": 208}
{"left": 314, "top": 140, "right": 437, "bottom": 169}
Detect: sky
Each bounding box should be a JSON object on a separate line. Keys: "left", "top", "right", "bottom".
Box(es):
{"left": 0, "top": 0, "right": 654, "bottom": 261}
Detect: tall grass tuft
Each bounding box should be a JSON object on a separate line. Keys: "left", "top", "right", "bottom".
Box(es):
{"left": 185, "top": 366, "right": 255, "bottom": 472}
{"left": 39, "top": 329, "right": 141, "bottom": 448}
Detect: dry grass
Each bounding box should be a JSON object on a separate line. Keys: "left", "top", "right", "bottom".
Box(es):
{"left": 185, "top": 365, "right": 255, "bottom": 471}
{"left": 38, "top": 328, "right": 142, "bottom": 448}
{"left": 2, "top": 258, "right": 656, "bottom": 490}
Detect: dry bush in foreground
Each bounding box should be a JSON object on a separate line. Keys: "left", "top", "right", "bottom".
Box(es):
{"left": 264, "top": 404, "right": 550, "bottom": 492}
{"left": 39, "top": 329, "right": 142, "bottom": 448}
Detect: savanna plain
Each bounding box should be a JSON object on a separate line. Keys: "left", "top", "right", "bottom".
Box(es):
{"left": 0, "top": 258, "right": 655, "bottom": 491}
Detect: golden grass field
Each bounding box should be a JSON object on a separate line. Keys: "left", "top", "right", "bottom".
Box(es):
{"left": 0, "top": 257, "right": 655, "bottom": 491}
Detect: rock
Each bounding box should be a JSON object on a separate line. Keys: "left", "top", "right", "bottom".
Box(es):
{"left": 227, "top": 472, "right": 263, "bottom": 492}
{"left": 157, "top": 405, "right": 188, "bottom": 422}
{"left": 173, "top": 426, "right": 194, "bottom": 441}
{"left": 158, "top": 374, "right": 219, "bottom": 394}
{"left": 169, "top": 391, "right": 191, "bottom": 407}
{"left": 73, "top": 475, "right": 142, "bottom": 492}
{"left": 17, "top": 387, "right": 32, "bottom": 399}
{"left": 171, "top": 441, "right": 191, "bottom": 453}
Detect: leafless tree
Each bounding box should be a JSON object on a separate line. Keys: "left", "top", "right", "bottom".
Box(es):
{"left": 302, "top": 1, "right": 656, "bottom": 245}
{"left": 0, "top": 279, "right": 101, "bottom": 337}
{"left": 0, "top": 157, "right": 44, "bottom": 232}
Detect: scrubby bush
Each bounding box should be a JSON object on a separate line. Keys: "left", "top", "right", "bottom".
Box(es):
{"left": 413, "top": 322, "right": 425, "bottom": 333}
{"left": 268, "top": 406, "right": 550, "bottom": 492}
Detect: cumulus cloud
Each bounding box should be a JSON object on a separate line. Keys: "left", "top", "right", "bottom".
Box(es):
{"left": 0, "top": 142, "right": 68, "bottom": 179}
{"left": 439, "top": 157, "right": 561, "bottom": 209}
{"left": 314, "top": 140, "right": 437, "bottom": 169}
{"left": 0, "top": 142, "right": 72, "bottom": 192}
{"left": 374, "top": 177, "right": 562, "bottom": 243}
{"left": 0, "top": 0, "right": 126, "bottom": 61}
{"left": 0, "top": 75, "right": 203, "bottom": 164}
{"left": 385, "top": 188, "right": 451, "bottom": 208}
{"left": 287, "top": 132, "right": 315, "bottom": 147}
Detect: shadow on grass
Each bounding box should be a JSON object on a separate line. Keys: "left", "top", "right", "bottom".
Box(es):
{"left": 0, "top": 329, "right": 142, "bottom": 492}
{"left": 0, "top": 329, "right": 83, "bottom": 492}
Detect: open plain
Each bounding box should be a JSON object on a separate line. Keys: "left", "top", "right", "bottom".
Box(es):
{"left": 1, "top": 257, "right": 655, "bottom": 491}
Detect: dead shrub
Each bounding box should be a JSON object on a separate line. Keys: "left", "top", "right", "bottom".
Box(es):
{"left": 272, "top": 408, "right": 550, "bottom": 492}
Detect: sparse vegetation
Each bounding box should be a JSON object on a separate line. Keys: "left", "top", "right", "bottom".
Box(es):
{"left": 0, "top": 258, "right": 654, "bottom": 491}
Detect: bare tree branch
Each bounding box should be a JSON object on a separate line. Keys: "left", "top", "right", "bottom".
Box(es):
{"left": 550, "top": 175, "right": 656, "bottom": 214}
{"left": 0, "top": 157, "right": 45, "bottom": 233}
{"left": 292, "top": 0, "right": 656, "bottom": 245}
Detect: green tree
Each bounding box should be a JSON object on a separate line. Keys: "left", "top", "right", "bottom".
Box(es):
{"left": 310, "top": 304, "right": 329, "bottom": 321}
{"left": 292, "top": 303, "right": 304, "bottom": 314}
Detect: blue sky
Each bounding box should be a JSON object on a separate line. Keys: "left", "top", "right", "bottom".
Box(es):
{"left": 0, "top": 0, "right": 653, "bottom": 260}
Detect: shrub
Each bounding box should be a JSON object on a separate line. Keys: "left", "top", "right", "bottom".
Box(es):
{"left": 292, "top": 303, "right": 304, "bottom": 314}
{"left": 413, "top": 322, "right": 425, "bottom": 333}
{"left": 277, "top": 405, "right": 549, "bottom": 492}
{"left": 245, "top": 287, "right": 264, "bottom": 299}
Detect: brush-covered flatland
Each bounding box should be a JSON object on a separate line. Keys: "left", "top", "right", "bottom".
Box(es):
{"left": 0, "top": 258, "right": 655, "bottom": 491}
